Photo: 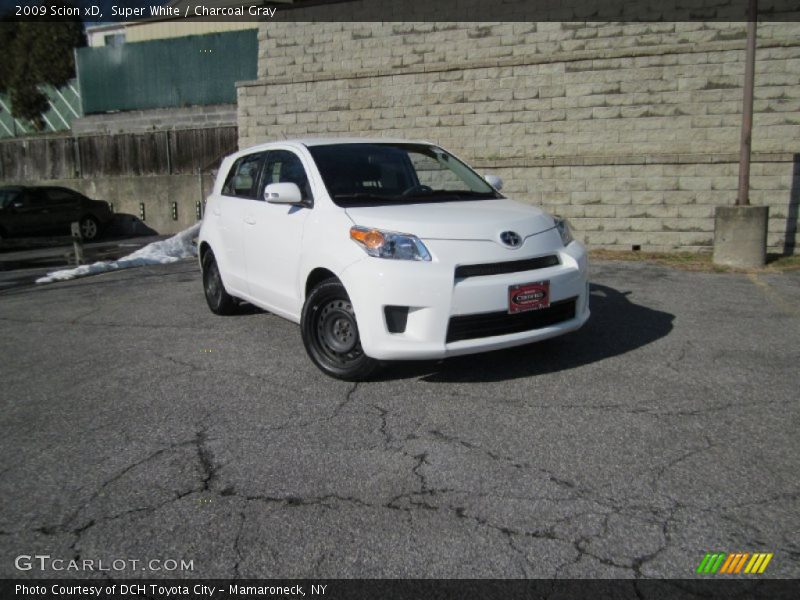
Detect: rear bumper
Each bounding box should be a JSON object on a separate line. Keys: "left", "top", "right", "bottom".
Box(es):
{"left": 340, "top": 239, "right": 590, "bottom": 361}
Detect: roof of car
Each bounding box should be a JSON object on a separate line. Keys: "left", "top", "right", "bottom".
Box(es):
{"left": 239, "top": 137, "right": 435, "bottom": 154}
{"left": 299, "top": 137, "right": 433, "bottom": 147}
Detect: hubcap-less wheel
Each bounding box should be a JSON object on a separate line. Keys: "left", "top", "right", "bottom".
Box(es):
{"left": 80, "top": 217, "right": 98, "bottom": 240}
{"left": 205, "top": 261, "right": 223, "bottom": 306}
{"left": 317, "top": 299, "right": 362, "bottom": 360}
{"left": 301, "top": 279, "right": 380, "bottom": 381}
{"left": 201, "top": 252, "right": 238, "bottom": 315}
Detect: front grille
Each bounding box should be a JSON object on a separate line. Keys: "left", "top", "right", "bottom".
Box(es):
{"left": 446, "top": 297, "right": 577, "bottom": 343}
{"left": 454, "top": 255, "right": 559, "bottom": 279}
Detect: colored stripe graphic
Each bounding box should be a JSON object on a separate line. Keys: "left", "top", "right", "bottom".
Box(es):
{"left": 719, "top": 553, "right": 736, "bottom": 574}
{"left": 696, "top": 553, "right": 712, "bottom": 574}
{"left": 711, "top": 553, "right": 726, "bottom": 573}
{"left": 697, "top": 552, "right": 773, "bottom": 575}
{"left": 734, "top": 553, "right": 749, "bottom": 574}
{"left": 745, "top": 553, "right": 774, "bottom": 574}
{"left": 699, "top": 553, "right": 727, "bottom": 574}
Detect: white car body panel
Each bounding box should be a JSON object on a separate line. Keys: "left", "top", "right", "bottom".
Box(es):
{"left": 198, "top": 138, "right": 590, "bottom": 361}
{"left": 344, "top": 199, "right": 554, "bottom": 241}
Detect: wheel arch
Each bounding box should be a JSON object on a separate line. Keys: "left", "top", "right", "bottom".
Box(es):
{"left": 305, "top": 267, "right": 339, "bottom": 299}
{"left": 198, "top": 241, "right": 212, "bottom": 266}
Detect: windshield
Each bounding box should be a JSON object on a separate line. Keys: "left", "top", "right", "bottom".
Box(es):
{"left": 307, "top": 143, "right": 503, "bottom": 207}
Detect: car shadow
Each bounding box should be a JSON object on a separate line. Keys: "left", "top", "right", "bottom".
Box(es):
{"left": 103, "top": 213, "right": 159, "bottom": 238}
{"left": 380, "top": 283, "right": 675, "bottom": 383}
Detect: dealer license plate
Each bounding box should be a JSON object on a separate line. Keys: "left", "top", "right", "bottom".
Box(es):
{"left": 508, "top": 280, "right": 550, "bottom": 314}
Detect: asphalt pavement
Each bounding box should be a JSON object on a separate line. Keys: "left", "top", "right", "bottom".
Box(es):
{"left": 0, "top": 236, "right": 164, "bottom": 291}
{"left": 0, "top": 259, "right": 797, "bottom": 579}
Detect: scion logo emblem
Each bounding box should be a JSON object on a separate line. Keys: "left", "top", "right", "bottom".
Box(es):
{"left": 500, "top": 231, "right": 522, "bottom": 248}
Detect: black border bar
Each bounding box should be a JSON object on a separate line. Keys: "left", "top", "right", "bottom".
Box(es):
{"left": 2, "top": 579, "right": 800, "bottom": 600}
{"left": 2, "top": 0, "right": 800, "bottom": 23}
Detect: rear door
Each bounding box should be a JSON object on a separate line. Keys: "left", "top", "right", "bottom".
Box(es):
{"left": 241, "top": 148, "right": 314, "bottom": 318}
{"left": 41, "top": 188, "right": 83, "bottom": 229}
{"left": 213, "top": 151, "right": 267, "bottom": 296}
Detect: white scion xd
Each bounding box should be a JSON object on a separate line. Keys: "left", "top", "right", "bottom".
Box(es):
{"left": 199, "top": 139, "right": 590, "bottom": 380}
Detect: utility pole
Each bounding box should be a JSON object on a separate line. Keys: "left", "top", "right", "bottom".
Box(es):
{"left": 736, "top": 0, "right": 757, "bottom": 206}
{"left": 713, "top": 0, "right": 768, "bottom": 268}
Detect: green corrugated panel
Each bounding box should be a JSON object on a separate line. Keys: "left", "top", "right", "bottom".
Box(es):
{"left": 77, "top": 30, "right": 257, "bottom": 115}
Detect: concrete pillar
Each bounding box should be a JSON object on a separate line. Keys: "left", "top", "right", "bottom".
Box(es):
{"left": 713, "top": 206, "right": 769, "bottom": 268}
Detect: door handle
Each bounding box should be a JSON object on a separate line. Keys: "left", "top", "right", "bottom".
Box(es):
{"left": 244, "top": 216, "right": 256, "bottom": 225}
{"left": 212, "top": 208, "right": 221, "bottom": 216}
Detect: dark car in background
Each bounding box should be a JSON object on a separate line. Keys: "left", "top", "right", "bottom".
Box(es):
{"left": 0, "top": 186, "right": 113, "bottom": 243}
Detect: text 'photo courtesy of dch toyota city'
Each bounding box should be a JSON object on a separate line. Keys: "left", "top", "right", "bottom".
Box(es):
{"left": 198, "top": 139, "right": 590, "bottom": 380}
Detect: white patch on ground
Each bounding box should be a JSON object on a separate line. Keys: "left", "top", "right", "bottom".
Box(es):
{"left": 36, "top": 223, "right": 201, "bottom": 284}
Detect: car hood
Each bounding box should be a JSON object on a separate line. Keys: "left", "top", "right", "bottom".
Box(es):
{"left": 344, "top": 199, "right": 555, "bottom": 241}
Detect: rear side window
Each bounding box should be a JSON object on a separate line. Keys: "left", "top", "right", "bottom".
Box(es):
{"left": 44, "top": 189, "right": 82, "bottom": 204}
{"left": 222, "top": 153, "right": 266, "bottom": 199}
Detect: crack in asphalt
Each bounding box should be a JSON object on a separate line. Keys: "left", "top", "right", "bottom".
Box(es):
{"left": 12, "top": 387, "right": 794, "bottom": 579}
{"left": 231, "top": 510, "right": 247, "bottom": 580}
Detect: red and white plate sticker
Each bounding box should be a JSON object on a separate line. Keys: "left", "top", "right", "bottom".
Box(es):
{"left": 508, "top": 280, "right": 550, "bottom": 314}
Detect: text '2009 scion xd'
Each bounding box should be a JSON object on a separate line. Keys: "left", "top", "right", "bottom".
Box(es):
{"left": 198, "top": 139, "right": 590, "bottom": 380}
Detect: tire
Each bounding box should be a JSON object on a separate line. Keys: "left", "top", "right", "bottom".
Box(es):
{"left": 301, "top": 279, "right": 380, "bottom": 381}
{"left": 79, "top": 215, "right": 100, "bottom": 241}
{"left": 202, "top": 251, "right": 238, "bottom": 315}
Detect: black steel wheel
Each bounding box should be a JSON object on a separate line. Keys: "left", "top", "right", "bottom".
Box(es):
{"left": 301, "top": 279, "right": 380, "bottom": 380}
{"left": 202, "top": 251, "right": 238, "bottom": 315}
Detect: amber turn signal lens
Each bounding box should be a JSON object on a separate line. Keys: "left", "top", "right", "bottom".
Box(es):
{"left": 350, "top": 227, "right": 385, "bottom": 249}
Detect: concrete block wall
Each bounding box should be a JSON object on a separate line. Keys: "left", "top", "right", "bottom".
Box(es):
{"left": 72, "top": 104, "right": 237, "bottom": 136}
{"left": 238, "top": 14, "right": 800, "bottom": 253}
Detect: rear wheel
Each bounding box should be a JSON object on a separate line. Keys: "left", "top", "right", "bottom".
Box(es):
{"left": 301, "top": 279, "right": 380, "bottom": 380}
{"left": 79, "top": 215, "right": 100, "bottom": 241}
{"left": 202, "top": 251, "right": 238, "bottom": 315}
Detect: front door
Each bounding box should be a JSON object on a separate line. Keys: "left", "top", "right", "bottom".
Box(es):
{"left": 242, "top": 149, "right": 314, "bottom": 319}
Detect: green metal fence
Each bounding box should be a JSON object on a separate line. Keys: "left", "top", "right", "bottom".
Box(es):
{"left": 76, "top": 30, "right": 257, "bottom": 115}
{"left": 0, "top": 80, "right": 82, "bottom": 138}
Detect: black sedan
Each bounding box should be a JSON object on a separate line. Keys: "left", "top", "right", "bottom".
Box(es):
{"left": 0, "top": 186, "right": 113, "bottom": 243}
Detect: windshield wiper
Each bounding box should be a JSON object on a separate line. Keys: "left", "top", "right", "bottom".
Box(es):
{"left": 333, "top": 193, "right": 401, "bottom": 201}
{"left": 401, "top": 190, "right": 498, "bottom": 201}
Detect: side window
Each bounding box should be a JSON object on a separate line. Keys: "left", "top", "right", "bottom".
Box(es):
{"left": 44, "top": 189, "right": 80, "bottom": 205}
{"left": 222, "top": 153, "right": 266, "bottom": 199}
{"left": 20, "top": 190, "right": 47, "bottom": 208}
{"left": 262, "top": 150, "right": 313, "bottom": 202}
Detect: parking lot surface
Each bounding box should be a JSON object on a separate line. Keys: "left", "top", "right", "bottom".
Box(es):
{"left": 0, "top": 259, "right": 798, "bottom": 578}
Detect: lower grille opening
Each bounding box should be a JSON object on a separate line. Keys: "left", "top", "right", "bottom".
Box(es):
{"left": 384, "top": 305, "right": 409, "bottom": 334}
{"left": 446, "top": 297, "right": 577, "bottom": 343}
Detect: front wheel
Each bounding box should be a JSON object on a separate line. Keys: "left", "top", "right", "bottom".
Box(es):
{"left": 301, "top": 279, "right": 380, "bottom": 381}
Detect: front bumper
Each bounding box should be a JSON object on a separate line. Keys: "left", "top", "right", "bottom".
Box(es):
{"left": 340, "top": 233, "right": 590, "bottom": 361}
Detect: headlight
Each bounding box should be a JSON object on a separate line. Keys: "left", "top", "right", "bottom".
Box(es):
{"left": 350, "top": 226, "right": 431, "bottom": 261}
{"left": 554, "top": 216, "right": 573, "bottom": 247}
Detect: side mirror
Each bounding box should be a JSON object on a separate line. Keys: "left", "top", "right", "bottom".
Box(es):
{"left": 484, "top": 174, "right": 503, "bottom": 191}
{"left": 264, "top": 182, "right": 304, "bottom": 205}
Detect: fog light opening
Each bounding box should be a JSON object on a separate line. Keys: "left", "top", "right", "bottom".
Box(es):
{"left": 384, "top": 306, "right": 409, "bottom": 334}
